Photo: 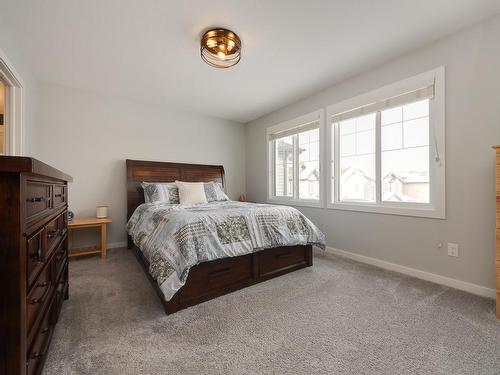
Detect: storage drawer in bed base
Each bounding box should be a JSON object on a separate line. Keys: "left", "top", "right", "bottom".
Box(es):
{"left": 132, "top": 244, "right": 313, "bottom": 315}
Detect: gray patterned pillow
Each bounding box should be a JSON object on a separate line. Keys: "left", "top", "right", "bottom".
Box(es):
{"left": 204, "top": 182, "right": 229, "bottom": 202}
{"left": 141, "top": 182, "right": 179, "bottom": 204}
{"left": 142, "top": 181, "right": 228, "bottom": 203}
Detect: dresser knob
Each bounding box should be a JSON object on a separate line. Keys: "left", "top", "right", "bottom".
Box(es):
{"left": 30, "top": 283, "right": 51, "bottom": 304}
{"left": 30, "top": 351, "right": 44, "bottom": 359}
{"left": 28, "top": 197, "right": 45, "bottom": 203}
{"left": 29, "top": 247, "right": 42, "bottom": 261}
{"left": 47, "top": 229, "right": 59, "bottom": 238}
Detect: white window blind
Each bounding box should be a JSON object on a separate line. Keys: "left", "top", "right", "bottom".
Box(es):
{"left": 268, "top": 120, "right": 320, "bottom": 140}
{"left": 331, "top": 83, "right": 434, "bottom": 123}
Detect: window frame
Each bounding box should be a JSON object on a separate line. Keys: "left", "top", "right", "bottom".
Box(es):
{"left": 267, "top": 110, "right": 325, "bottom": 208}
{"left": 326, "top": 67, "right": 445, "bottom": 219}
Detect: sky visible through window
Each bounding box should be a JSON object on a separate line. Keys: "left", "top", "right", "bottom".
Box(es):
{"left": 339, "top": 113, "right": 376, "bottom": 202}
{"left": 336, "top": 99, "right": 430, "bottom": 203}
{"left": 381, "top": 99, "right": 429, "bottom": 203}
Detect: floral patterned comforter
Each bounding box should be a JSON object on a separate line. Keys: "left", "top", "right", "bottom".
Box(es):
{"left": 127, "top": 201, "right": 325, "bottom": 301}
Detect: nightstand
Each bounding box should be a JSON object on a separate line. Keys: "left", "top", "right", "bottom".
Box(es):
{"left": 68, "top": 217, "right": 112, "bottom": 259}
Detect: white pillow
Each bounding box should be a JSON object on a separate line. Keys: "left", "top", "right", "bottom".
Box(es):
{"left": 175, "top": 181, "right": 208, "bottom": 205}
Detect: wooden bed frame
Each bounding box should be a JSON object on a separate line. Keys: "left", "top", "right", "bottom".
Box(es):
{"left": 126, "top": 159, "right": 313, "bottom": 314}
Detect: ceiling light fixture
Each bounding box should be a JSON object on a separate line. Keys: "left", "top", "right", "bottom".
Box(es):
{"left": 201, "top": 28, "right": 241, "bottom": 69}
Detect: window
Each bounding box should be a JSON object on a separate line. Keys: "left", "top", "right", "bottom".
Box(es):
{"left": 381, "top": 99, "right": 430, "bottom": 203}
{"left": 338, "top": 113, "right": 376, "bottom": 202}
{"left": 274, "top": 134, "right": 295, "bottom": 197}
{"left": 328, "top": 67, "right": 445, "bottom": 218}
{"left": 267, "top": 110, "right": 323, "bottom": 207}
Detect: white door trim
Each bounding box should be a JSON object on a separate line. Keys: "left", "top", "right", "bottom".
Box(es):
{"left": 0, "top": 48, "right": 25, "bottom": 156}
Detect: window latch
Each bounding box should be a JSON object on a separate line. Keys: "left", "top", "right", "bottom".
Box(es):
{"left": 433, "top": 134, "right": 442, "bottom": 166}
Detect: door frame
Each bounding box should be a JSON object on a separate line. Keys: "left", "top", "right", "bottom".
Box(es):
{"left": 0, "top": 47, "right": 25, "bottom": 156}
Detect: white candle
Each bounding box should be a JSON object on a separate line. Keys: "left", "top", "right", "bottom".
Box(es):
{"left": 96, "top": 206, "right": 108, "bottom": 218}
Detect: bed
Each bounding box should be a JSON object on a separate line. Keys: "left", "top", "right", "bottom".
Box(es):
{"left": 126, "top": 159, "right": 325, "bottom": 314}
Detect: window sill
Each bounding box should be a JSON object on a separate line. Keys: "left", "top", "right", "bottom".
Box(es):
{"left": 268, "top": 198, "right": 323, "bottom": 209}
{"left": 327, "top": 201, "right": 445, "bottom": 219}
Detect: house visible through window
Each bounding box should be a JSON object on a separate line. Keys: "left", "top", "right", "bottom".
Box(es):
{"left": 338, "top": 113, "right": 376, "bottom": 202}
{"left": 381, "top": 99, "right": 430, "bottom": 203}
{"left": 274, "top": 135, "right": 295, "bottom": 197}
{"left": 298, "top": 128, "right": 320, "bottom": 200}
{"left": 328, "top": 67, "right": 445, "bottom": 218}
{"left": 335, "top": 99, "right": 431, "bottom": 204}
{"left": 268, "top": 111, "right": 322, "bottom": 206}
{"left": 267, "top": 68, "right": 444, "bottom": 218}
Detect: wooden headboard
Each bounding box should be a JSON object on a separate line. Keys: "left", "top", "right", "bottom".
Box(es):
{"left": 126, "top": 159, "right": 225, "bottom": 220}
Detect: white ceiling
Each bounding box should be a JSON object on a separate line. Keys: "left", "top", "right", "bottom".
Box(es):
{"left": 1, "top": 0, "right": 500, "bottom": 123}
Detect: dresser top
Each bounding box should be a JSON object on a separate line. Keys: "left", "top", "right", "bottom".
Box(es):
{"left": 493, "top": 145, "right": 500, "bottom": 150}
{"left": 0, "top": 156, "right": 73, "bottom": 182}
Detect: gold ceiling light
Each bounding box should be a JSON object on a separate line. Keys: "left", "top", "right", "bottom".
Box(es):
{"left": 201, "top": 28, "right": 241, "bottom": 69}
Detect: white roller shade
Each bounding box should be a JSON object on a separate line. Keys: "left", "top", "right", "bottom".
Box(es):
{"left": 269, "top": 120, "right": 319, "bottom": 140}
{"left": 331, "top": 83, "right": 434, "bottom": 123}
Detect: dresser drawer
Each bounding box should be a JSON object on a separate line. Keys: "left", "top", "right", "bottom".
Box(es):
{"left": 26, "top": 302, "right": 53, "bottom": 375}
{"left": 26, "top": 181, "right": 52, "bottom": 222}
{"left": 26, "top": 263, "right": 53, "bottom": 337}
{"left": 53, "top": 184, "right": 67, "bottom": 208}
{"left": 53, "top": 263, "right": 68, "bottom": 324}
{"left": 180, "top": 254, "right": 253, "bottom": 301}
{"left": 44, "top": 211, "right": 67, "bottom": 257}
{"left": 258, "top": 246, "right": 307, "bottom": 278}
{"left": 53, "top": 239, "right": 68, "bottom": 281}
{"left": 26, "top": 228, "right": 45, "bottom": 288}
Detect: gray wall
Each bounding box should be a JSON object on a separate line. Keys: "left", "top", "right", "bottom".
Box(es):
{"left": 245, "top": 16, "right": 500, "bottom": 290}
{"left": 29, "top": 82, "right": 246, "bottom": 248}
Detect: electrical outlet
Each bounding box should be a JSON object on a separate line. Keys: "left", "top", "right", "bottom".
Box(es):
{"left": 447, "top": 243, "right": 459, "bottom": 257}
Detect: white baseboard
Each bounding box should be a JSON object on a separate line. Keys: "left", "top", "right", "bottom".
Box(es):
{"left": 108, "top": 241, "right": 127, "bottom": 249}
{"left": 320, "top": 246, "right": 496, "bottom": 299}
{"left": 104, "top": 242, "right": 495, "bottom": 299}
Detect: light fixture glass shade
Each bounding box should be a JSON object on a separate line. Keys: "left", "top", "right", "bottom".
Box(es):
{"left": 201, "top": 28, "right": 241, "bottom": 68}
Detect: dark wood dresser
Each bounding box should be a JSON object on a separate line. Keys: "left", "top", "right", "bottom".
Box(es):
{"left": 0, "top": 156, "right": 72, "bottom": 375}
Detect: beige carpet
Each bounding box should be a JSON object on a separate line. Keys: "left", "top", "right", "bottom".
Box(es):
{"left": 43, "top": 248, "right": 500, "bottom": 375}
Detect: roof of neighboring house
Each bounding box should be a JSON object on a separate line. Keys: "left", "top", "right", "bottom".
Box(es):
{"left": 341, "top": 167, "right": 375, "bottom": 182}
{"left": 383, "top": 170, "right": 428, "bottom": 184}
{"left": 299, "top": 163, "right": 319, "bottom": 181}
